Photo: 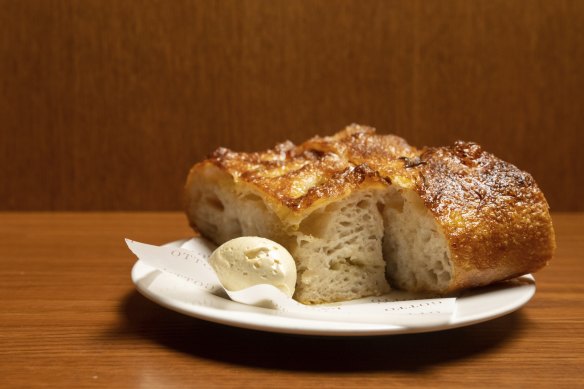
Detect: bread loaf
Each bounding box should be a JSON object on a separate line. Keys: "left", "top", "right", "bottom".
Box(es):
{"left": 185, "top": 125, "right": 555, "bottom": 304}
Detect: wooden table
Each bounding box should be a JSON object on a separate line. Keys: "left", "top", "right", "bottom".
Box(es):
{"left": 1, "top": 213, "right": 582, "bottom": 388}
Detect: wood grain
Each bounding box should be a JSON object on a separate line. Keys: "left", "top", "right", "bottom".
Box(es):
{"left": 0, "top": 212, "right": 582, "bottom": 388}
{"left": 0, "top": 1, "right": 582, "bottom": 211}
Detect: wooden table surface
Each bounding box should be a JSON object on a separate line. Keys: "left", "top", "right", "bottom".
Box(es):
{"left": 1, "top": 212, "right": 582, "bottom": 388}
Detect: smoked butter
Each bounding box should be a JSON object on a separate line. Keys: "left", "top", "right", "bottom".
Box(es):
{"left": 209, "top": 237, "right": 297, "bottom": 297}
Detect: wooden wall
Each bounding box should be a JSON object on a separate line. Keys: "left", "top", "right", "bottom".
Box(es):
{"left": 1, "top": 0, "right": 583, "bottom": 211}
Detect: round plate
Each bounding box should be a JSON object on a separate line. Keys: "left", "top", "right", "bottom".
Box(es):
{"left": 131, "top": 240, "right": 536, "bottom": 336}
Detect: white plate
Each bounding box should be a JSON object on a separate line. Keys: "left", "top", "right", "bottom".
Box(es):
{"left": 131, "top": 240, "right": 536, "bottom": 336}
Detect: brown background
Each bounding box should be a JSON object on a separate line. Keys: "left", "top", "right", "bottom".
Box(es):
{"left": 1, "top": 0, "right": 583, "bottom": 211}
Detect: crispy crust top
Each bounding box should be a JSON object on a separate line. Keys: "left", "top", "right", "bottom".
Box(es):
{"left": 413, "top": 141, "right": 555, "bottom": 286}
{"left": 203, "top": 125, "right": 415, "bottom": 215}
{"left": 197, "top": 125, "right": 552, "bottom": 221}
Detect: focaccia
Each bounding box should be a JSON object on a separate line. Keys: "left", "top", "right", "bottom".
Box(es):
{"left": 185, "top": 125, "right": 555, "bottom": 304}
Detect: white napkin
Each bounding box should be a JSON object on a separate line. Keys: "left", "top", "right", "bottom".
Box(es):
{"left": 126, "top": 237, "right": 456, "bottom": 327}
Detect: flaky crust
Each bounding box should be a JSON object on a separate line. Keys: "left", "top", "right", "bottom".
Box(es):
{"left": 413, "top": 142, "right": 555, "bottom": 290}
{"left": 185, "top": 124, "right": 555, "bottom": 292}
{"left": 188, "top": 126, "right": 396, "bottom": 225}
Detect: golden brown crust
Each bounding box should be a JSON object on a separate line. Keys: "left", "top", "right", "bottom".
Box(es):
{"left": 186, "top": 124, "right": 555, "bottom": 292}
{"left": 198, "top": 125, "right": 402, "bottom": 221}
{"left": 412, "top": 141, "right": 556, "bottom": 290}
